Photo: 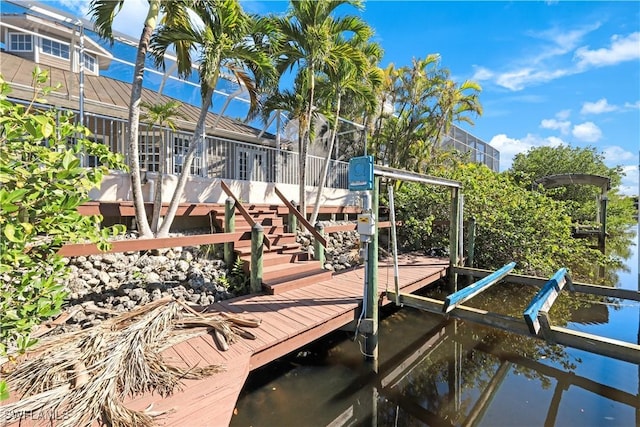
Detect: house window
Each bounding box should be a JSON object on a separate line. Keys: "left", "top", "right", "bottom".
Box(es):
{"left": 83, "top": 53, "right": 97, "bottom": 73}
{"left": 76, "top": 49, "right": 97, "bottom": 73}
{"left": 42, "top": 38, "right": 69, "bottom": 60}
{"left": 172, "top": 136, "right": 200, "bottom": 175}
{"left": 9, "top": 33, "right": 32, "bottom": 51}
{"left": 139, "top": 135, "right": 160, "bottom": 173}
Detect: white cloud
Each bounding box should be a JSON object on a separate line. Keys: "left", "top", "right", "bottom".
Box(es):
{"left": 572, "top": 122, "right": 602, "bottom": 142}
{"left": 603, "top": 146, "right": 636, "bottom": 164}
{"left": 618, "top": 165, "right": 639, "bottom": 196}
{"left": 581, "top": 98, "right": 618, "bottom": 115}
{"left": 57, "top": 0, "right": 89, "bottom": 17}
{"left": 471, "top": 66, "right": 494, "bottom": 81}
{"left": 529, "top": 23, "right": 601, "bottom": 62}
{"left": 555, "top": 109, "right": 571, "bottom": 120}
{"left": 109, "top": 0, "right": 150, "bottom": 38}
{"left": 575, "top": 32, "right": 640, "bottom": 68}
{"left": 624, "top": 101, "right": 640, "bottom": 110}
{"left": 489, "top": 133, "right": 566, "bottom": 171}
{"left": 540, "top": 118, "right": 571, "bottom": 134}
{"left": 495, "top": 68, "right": 570, "bottom": 91}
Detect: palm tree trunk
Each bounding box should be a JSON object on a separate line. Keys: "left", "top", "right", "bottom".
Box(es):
{"left": 299, "top": 66, "right": 316, "bottom": 219}
{"left": 128, "top": 1, "right": 160, "bottom": 239}
{"left": 150, "top": 128, "right": 165, "bottom": 232}
{"left": 156, "top": 89, "right": 213, "bottom": 238}
{"left": 310, "top": 94, "right": 341, "bottom": 225}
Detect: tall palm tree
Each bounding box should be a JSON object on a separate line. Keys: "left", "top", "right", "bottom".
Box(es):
{"left": 89, "top": 0, "right": 197, "bottom": 238}
{"left": 309, "top": 37, "right": 383, "bottom": 225}
{"left": 368, "top": 55, "right": 482, "bottom": 174}
{"left": 274, "top": 0, "right": 370, "bottom": 218}
{"left": 430, "top": 77, "right": 483, "bottom": 148}
{"left": 140, "top": 100, "right": 184, "bottom": 232}
{"left": 150, "top": 0, "right": 275, "bottom": 237}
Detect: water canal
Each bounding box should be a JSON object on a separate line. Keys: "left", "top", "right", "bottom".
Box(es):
{"left": 231, "top": 231, "right": 639, "bottom": 427}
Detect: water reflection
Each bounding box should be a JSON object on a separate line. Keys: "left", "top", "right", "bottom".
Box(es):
{"left": 231, "top": 233, "right": 639, "bottom": 426}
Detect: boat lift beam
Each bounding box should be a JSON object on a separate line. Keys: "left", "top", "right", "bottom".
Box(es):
{"left": 443, "top": 262, "right": 516, "bottom": 313}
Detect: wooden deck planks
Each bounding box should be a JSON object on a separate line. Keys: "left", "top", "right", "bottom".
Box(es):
{"left": 121, "top": 255, "right": 447, "bottom": 426}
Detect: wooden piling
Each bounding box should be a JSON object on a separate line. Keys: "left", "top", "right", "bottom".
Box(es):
{"left": 224, "top": 197, "right": 235, "bottom": 267}
{"left": 314, "top": 222, "right": 325, "bottom": 267}
{"left": 448, "top": 187, "right": 462, "bottom": 292}
{"left": 250, "top": 223, "right": 264, "bottom": 293}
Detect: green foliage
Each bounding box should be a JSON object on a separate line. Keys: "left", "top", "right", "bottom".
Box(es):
{"left": 510, "top": 145, "right": 636, "bottom": 263}
{"left": 510, "top": 145, "right": 622, "bottom": 222}
{"left": 395, "top": 163, "right": 611, "bottom": 281}
{"left": 0, "top": 69, "right": 126, "bottom": 364}
{"left": 368, "top": 57, "right": 483, "bottom": 174}
{"left": 228, "top": 258, "right": 250, "bottom": 295}
{"left": 218, "top": 258, "right": 249, "bottom": 295}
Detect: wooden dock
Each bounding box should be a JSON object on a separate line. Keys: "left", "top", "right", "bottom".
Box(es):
{"left": 124, "top": 254, "right": 448, "bottom": 426}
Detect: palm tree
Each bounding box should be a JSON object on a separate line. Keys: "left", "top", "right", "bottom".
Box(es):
{"left": 140, "top": 100, "right": 184, "bottom": 232}
{"left": 368, "top": 55, "right": 482, "bottom": 174}
{"left": 274, "top": 0, "right": 370, "bottom": 218}
{"left": 89, "top": 0, "right": 197, "bottom": 238}
{"left": 430, "top": 77, "right": 483, "bottom": 148}
{"left": 309, "top": 37, "right": 383, "bottom": 225}
{"left": 150, "top": 0, "right": 275, "bottom": 237}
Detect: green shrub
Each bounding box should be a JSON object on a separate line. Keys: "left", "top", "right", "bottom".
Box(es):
{"left": 395, "top": 163, "right": 611, "bottom": 281}
{"left": 0, "top": 69, "right": 126, "bottom": 375}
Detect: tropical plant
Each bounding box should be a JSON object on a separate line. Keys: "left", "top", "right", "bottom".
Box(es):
{"left": 368, "top": 56, "right": 483, "bottom": 174}
{"left": 149, "top": 0, "right": 275, "bottom": 237}
{"left": 140, "top": 100, "right": 184, "bottom": 232}
{"left": 309, "top": 36, "right": 384, "bottom": 225}
{"left": 0, "top": 69, "right": 125, "bottom": 398}
{"left": 88, "top": 0, "right": 201, "bottom": 238}
{"left": 510, "top": 145, "right": 636, "bottom": 264}
{"left": 273, "top": 0, "right": 371, "bottom": 218}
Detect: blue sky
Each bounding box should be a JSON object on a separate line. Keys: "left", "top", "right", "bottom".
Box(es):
{"left": 14, "top": 0, "right": 640, "bottom": 195}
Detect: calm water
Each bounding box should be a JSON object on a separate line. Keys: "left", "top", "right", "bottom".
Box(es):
{"left": 231, "top": 232, "right": 639, "bottom": 427}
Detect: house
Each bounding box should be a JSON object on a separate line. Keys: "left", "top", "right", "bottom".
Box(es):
{"left": 0, "top": 2, "right": 499, "bottom": 220}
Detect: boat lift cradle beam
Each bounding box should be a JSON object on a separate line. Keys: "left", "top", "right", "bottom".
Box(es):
{"left": 443, "top": 262, "right": 516, "bottom": 313}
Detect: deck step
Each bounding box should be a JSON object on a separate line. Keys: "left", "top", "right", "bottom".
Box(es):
{"left": 239, "top": 252, "right": 304, "bottom": 269}
{"left": 234, "top": 242, "right": 301, "bottom": 255}
{"left": 261, "top": 261, "right": 322, "bottom": 282}
{"left": 262, "top": 268, "right": 333, "bottom": 294}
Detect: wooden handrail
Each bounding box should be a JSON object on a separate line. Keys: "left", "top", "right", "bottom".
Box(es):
{"left": 58, "top": 232, "right": 247, "bottom": 257}
{"left": 220, "top": 181, "right": 271, "bottom": 249}
{"left": 274, "top": 187, "right": 327, "bottom": 247}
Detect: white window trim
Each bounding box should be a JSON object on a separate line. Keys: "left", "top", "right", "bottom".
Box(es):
{"left": 81, "top": 50, "right": 97, "bottom": 73}
{"left": 40, "top": 38, "right": 70, "bottom": 61}
{"left": 8, "top": 31, "right": 33, "bottom": 52}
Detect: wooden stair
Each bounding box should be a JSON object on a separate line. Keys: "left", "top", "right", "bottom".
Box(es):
{"left": 226, "top": 205, "right": 332, "bottom": 295}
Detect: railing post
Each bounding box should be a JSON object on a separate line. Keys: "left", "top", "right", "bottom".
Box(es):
{"left": 224, "top": 197, "right": 235, "bottom": 267}
{"left": 466, "top": 216, "right": 476, "bottom": 283}
{"left": 250, "top": 223, "right": 264, "bottom": 293}
{"left": 449, "top": 187, "right": 462, "bottom": 292}
{"left": 288, "top": 200, "right": 298, "bottom": 233}
{"left": 314, "top": 222, "right": 325, "bottom": 267}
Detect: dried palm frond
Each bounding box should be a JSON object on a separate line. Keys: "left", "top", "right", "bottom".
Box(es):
{"left": 1, "top": 298, "right": 259, "bottom": 427}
